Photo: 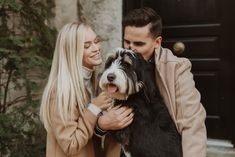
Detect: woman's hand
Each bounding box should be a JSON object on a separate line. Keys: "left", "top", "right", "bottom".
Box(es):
{"left": 97, "top": 105, "right": 134, "bottom": 130}
{"left": 91, "top": 92, "right": 112, "bottom": 110}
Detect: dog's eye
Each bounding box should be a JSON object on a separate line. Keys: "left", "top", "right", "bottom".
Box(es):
{"left": 122, "top": 62, "right": 131, "bottom": 68}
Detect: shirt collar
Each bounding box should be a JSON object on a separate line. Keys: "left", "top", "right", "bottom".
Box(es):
{"left": 154, "top": 47, "right": 163, "bottom": 65}
{"left": 148, "top": 46, "right": 163, "bottom": 64}
{"left": 82, "top": 66, "right": 94, "bottom": 80}
{"left": 148, "top": 51, "right": 155, "bottom": 64}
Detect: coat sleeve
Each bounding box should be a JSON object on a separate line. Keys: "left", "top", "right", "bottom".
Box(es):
{"left": 175, "top": 59, "right": 207, "bottom": 157}
{"left": 49, "top": 98, "right": 97, "bottom": 156}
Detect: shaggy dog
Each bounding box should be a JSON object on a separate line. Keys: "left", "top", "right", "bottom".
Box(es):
{"left": 99, "top": 48, "right": 182, "bottom": 157}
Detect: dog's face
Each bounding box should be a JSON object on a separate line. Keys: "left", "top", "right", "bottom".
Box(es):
{"left": 99, "top": 48, "right": 144, "bottom": 100}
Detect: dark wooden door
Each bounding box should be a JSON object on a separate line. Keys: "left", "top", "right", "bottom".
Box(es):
{"left": 124, "top": 0, "right": 235, "bottom": 144}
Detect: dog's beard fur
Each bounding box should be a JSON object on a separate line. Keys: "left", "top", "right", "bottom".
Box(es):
{"left": 99, "top": 48, "right": 143, "bottom": 100}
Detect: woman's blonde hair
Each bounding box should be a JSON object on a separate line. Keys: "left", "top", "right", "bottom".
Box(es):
{"left": 40, "top": 22, "right": 90, "bottom": 131}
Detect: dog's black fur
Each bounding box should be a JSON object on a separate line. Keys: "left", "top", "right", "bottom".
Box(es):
{"left": 100, "top": 49, "right": 182, "bottom": 157}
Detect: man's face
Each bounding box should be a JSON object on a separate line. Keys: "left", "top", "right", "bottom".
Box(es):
{"left": 123, "top": 24, "right": 162, "bottom": 60}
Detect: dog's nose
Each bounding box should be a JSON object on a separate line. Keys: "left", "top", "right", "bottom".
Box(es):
{"left": 107, "top": 73, "right": 116, "bottom": 82}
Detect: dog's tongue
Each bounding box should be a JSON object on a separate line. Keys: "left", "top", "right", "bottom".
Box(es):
{"left": 107, "top": 84, "right": 118, "bottom": 94}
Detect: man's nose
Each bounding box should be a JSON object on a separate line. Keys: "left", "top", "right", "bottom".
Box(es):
{"left": 127, "top": 44, "right": 137, "bottom": 52}
{"left": 127, "top": 43, "right": 134, "bottom": 50}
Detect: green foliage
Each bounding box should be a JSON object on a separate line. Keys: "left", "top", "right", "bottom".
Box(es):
{"left": 0, "top": 101, "right": 46, "bottom": 157}
{"left": 0, "top": 0, "right": 56, "bottom": 156}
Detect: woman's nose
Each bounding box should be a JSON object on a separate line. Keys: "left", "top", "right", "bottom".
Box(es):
{"left": 91, "top": 43, "right": 100, "bottom": 51}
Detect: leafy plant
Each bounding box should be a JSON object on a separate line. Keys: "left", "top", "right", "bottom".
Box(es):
{"left": 0, "top": 0, "right": 56, "bottom": 156}
{"left": 0, "top": 101, "right": 46, "bottom": 157}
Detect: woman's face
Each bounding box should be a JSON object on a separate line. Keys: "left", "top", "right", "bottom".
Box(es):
{"left": 82, "top": 27, "right": 102, "bottom": 69}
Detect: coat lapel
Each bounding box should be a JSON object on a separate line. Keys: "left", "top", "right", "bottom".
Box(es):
{"left": 154, "top": 48, "right": 178, "bottom": 131}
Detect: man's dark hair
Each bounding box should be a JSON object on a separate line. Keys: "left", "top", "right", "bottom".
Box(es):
{"left": 123, "top": 7, "right": 162, "bottom": 38}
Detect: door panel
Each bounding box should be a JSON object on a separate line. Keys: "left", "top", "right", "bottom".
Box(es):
{"left": 164, "top": 24, "right": 220, "bottom": 36}
{"left": 164, "top": 36, "right": 219, "bottom": 57}
{"left": 124, "top": 0, "right": 235, "bottom": 143}
{"left": 143, "top": 0, "right": 219, "bottom": 25}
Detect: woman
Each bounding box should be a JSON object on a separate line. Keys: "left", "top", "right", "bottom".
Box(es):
{"left": 40, "top": 22, "right": 133, "bottom": 157}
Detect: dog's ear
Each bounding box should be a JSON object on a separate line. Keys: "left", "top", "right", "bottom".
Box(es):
{"left": 104, "top": 52, "right": 117, "bottom": 68}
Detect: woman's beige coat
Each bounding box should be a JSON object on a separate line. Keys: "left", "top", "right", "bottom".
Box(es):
{"left": 46, "top": 94, "right": 99, "bottom": 157}
{"left": 105, "top": 48, "right": 207, "bottom": 157}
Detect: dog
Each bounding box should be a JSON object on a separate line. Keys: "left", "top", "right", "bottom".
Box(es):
{"left": 99, "top": 48, "right": 182, "bottom": 157}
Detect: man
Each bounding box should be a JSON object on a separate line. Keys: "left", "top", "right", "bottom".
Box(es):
{"left": 122, "top": 7, "right": 207, "bottom": 157}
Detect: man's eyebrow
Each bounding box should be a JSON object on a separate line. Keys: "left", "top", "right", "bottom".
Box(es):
{"left": 124, "top": 39, "right": 144, "bottom": 43}
{"left": 134, "top": 41, "right": 145, "bottom": 43}
{"left": 133, "top": 41, "right": 146, "bottom": 45}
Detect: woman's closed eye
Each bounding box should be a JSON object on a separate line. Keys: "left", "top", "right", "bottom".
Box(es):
{"left": 84, "top": 37, "right": 101, "bottom": 49}
{"left": 84, "top": 43, "right": 91, "bottom": 49}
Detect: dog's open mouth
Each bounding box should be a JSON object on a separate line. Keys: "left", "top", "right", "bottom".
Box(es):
{"left": 107, "top": 83, "right": 119, "bottom": 94}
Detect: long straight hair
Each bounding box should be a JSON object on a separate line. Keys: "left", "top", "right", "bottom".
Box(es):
{"left": 40, "top": 22, "right": 90, "bottom": 131}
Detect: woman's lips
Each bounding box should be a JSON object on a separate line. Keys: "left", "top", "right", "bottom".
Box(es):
{"left": 92, "top": 53, "right": 101, "bottom": 59}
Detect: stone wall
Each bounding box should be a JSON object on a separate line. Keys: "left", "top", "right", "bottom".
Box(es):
{"left": 54, "top": 0, "right": 122, "bottom": 58}
{"left": 54, "top": 0, "right": 78, "bottom": 30}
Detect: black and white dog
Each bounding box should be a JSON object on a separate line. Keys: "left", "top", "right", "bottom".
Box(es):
{"left": 99, "top": 48, "right": 182, "bottom": 157}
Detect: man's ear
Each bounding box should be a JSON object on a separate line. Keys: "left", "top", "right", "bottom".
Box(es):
{"left": 154, "top": 36, "right": 162, "bottom": 48}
